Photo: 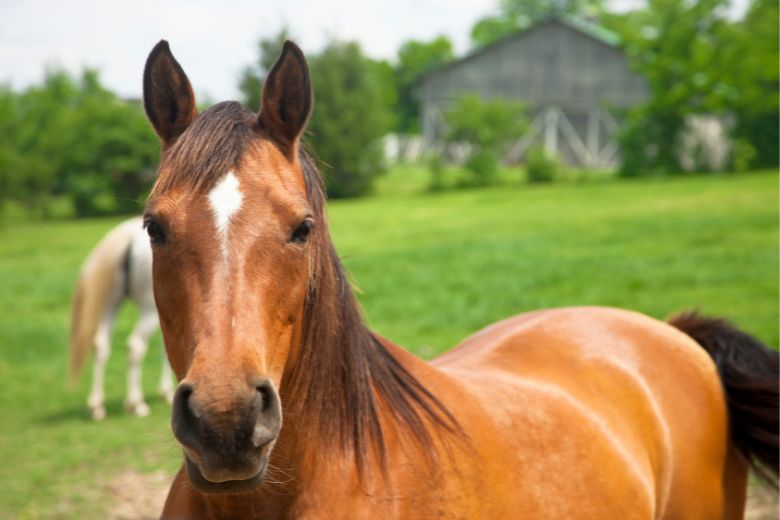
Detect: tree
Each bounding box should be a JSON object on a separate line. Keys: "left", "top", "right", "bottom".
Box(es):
{"left": 307, "top": 41, "right": 396, "bottom": 198}
{"left": 611, "top": 0, "right": 732, "bottom": 176}
{"left": 0, "top": 68, "right": 158, "bottom": 217}
{"left": 471, "top": 0, "right": 604, "bottom": 47}
{"left": 61, "top": 71, "right": 158, "bottom": 215}
{"left": 606, "top": 0, "right": 779, "bottom": 175}
{"left": 719, "top": 0, "right": 779, "bottom": 168}
{"left": 0, "top": 88, "right": 21, "bottom": 213}
{"left": 238, "top": 28, "right": 290, "bottom": 112}
{"left": 394, "top": 36, "right": 454, "bottom": 133}
{"left": 4, "top": 68, "right": 77, "bottom": 213}
{"left": 443, "top": 94, "right": 526, "bottom": 185}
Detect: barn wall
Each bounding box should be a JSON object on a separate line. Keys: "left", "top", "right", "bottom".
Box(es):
{"left": 417, "top": 19, "right": 649, "bottom": 168}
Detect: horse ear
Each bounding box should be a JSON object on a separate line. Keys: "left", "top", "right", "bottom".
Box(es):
{"left": 258, "top": 40, "right": 313, "bottom": 158}
{"left": 143, "top": 40, "right": 198, "bottom": 149}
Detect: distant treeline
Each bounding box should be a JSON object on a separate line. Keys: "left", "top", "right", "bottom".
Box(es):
{"left": 0, "top": 0, "right": 776, "bottom": 218}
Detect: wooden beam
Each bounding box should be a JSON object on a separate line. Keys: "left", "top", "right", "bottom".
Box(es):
{"left": 544, "top": 107, "right": 559, "bottom": 157}
{"left": 587, "top": 108, "right": 600, "bottom": 167}
{"left": 506, "top": 110, "right": 545, "bottom": 162}
{"left": 556, "top": 108, "right": 593, "bottom": 166}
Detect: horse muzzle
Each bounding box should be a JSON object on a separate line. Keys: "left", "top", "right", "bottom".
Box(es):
{"left": 171, "top": 378, "right": 282, "bottom": 493}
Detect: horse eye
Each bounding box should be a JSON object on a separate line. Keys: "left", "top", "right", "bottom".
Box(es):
{"left": 291, "top": 220, "right": 313, "bottom": 244}
{"left": 145, "top": 220, "right": 166, "bottom": 246}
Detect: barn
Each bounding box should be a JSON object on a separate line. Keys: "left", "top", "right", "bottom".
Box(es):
{"left": 416, "top": 15, "right": 649, "bottom": 168}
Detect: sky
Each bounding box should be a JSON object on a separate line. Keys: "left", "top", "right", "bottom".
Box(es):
{"left": 1, "top": 0, "right": 497, "bottom": 101}
{"left": 0, "top": 0, "right": 743, "bottom": 102}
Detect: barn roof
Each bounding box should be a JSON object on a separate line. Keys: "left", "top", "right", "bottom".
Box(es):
{"left": 417, "top": 15, "right": 622, "bottom": 85}
{"left": 556, "top": 14, "right": 621, "bottom": 46}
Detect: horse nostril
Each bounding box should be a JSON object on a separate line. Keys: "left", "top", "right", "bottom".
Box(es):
{"left": 251, "top": 379, "right": 282, "bottom": 447}
{"left": 256, "top": 382, "right": 272, "bottom": 412}
{"left": 172, "top": 383, "right": 199, "bottom": 448}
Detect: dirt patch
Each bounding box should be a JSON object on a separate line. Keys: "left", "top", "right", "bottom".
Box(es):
{"left": 106, "top": 469, "right": 172, "bottom": 520}
{"left": 105, "top": 469, "right": 777, "bottom": 519}
{"left": 747, "top": 483, "right": 780, "bottom": 520}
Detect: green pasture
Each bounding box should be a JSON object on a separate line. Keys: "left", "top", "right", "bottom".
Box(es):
{"left": 0, "top": 169, "right": 777, "bottom": 518}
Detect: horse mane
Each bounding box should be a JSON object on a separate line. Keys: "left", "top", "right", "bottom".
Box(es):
{"left": 153, "top": 101, "right": 460, "bottom": 473}
{"left": 285, "top": 153, "right": 461, "bottom": 473}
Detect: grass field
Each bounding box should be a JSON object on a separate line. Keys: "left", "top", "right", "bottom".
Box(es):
{"left": 0, "top": 169, "right": 777, "bottom": 517}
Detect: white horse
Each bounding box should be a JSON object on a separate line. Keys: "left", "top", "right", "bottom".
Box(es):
{"left": 70, "top": 217, "right": 174, "bottom": 420}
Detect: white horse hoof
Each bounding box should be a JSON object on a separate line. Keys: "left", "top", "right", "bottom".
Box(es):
{"left": 90, "top": 406, "right": 106, "bottom": 421}
{"left": 125, "top": 401, "right": 150, "bottom": 417}
{"left": 134, "top": 403, "right": 150, "bottom": 417}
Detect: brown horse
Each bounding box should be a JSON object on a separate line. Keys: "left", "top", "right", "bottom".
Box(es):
{"left": 141, "top": 40, "right": 778, "bottom": 519}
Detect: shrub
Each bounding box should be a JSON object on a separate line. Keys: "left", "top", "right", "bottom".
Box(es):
{"left": 306, "top": 41, "right": 396, "bottom": 198}
{"left": 464, "top": 149, "right": 500, "bottom": 186}
{"left": 443, "top": 95, "right": 526, "bottom": 187}
{"left": 525, "top": 148, "right": 560, "bottom": 183}
{"left": 731, "top": 138, "right": 757, "bottom": 173}
{"left": 427, "top": 154, "right": 446, "bottom": 192}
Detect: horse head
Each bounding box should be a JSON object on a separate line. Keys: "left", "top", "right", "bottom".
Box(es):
{"left": 142, "top": 39, "right": 313, "bottom": 493}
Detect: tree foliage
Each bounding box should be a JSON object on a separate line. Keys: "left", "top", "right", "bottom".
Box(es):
{"left": 719, "top": 0, "right": 779, "bottom": 168}
{"left": 471, "top": 0, "right": 604, "bottom": 47}
{"left": 443, "top": 95, "right": 526, "bottom": 185}
{"left": 610, "top": 0, "right": 778, "bottom": 175}
{"left": 0, "top": 68, "right": 158, "bottom": 217}
{"left": 611, "top": 0, "right": 712, "bottom": 175}
{"left": 307, "top": 41, "right": 396, "bottom": 198}
{"left": 394, "top": 36, "right": 454, "bottom": 133}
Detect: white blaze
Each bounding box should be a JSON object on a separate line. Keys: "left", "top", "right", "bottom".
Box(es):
{"left": 208, "top": 171, "right": 243, "bottom": 257}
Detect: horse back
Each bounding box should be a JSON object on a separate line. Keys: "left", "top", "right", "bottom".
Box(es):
{"left": 430, "top": 306, "right": 735, "bottom": 519}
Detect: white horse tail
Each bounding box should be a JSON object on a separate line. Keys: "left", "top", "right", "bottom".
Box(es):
{"left": 70, "top": 217, "right": 143, "bottom": 381}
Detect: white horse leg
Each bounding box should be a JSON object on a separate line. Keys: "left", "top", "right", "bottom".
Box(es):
{"left": 87, "top": 320, "right": 113, "bottom": 421}
{"left": 124, "top": 310, "right": 158, "bottom": 417}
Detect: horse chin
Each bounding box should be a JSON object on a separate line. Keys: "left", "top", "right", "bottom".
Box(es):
{"left": 184, "top": 455, "right": 268, "bottom": 494}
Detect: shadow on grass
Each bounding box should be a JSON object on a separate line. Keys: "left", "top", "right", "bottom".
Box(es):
{"left": 36, "top": 394, "right": 169, "bottom": 425}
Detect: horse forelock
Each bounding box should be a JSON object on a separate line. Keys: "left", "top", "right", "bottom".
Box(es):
{"left": 150, "top": 101, "right": 256, "bottom": 198}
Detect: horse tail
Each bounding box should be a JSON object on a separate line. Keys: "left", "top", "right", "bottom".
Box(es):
{"left": 70, "top": 218, "right": 141, "bottom": 381}
{"left": 669, "top": 311, "right": 779, "bottom": 484}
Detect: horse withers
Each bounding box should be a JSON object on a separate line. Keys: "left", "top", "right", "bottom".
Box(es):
{"left": 141, "top": 40, "right": 778, "bottom": 518}
{"left": 70, "top": 217, "right": 174, "bottom": 420}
